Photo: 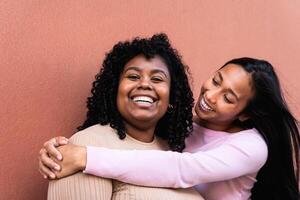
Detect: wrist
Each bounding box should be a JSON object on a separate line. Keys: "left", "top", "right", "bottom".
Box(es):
{"left": 76, "top": 146, "right": 87, "bottom": 170}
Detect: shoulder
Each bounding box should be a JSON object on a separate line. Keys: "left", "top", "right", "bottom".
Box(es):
{"left": 229, "top": 128, "right": 267, "bottom": 149}
{"left": 69, "top": 124, "right": 118, "bottom": 146}
{"left": 226, "top": 129, "right": 268, "bottom": 169}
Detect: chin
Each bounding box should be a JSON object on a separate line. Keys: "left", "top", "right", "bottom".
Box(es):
{"left": 131, "top": 113, "right": 159, "bottom": 122}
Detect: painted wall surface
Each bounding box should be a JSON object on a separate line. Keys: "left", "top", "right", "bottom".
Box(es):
{"left": 1, "top": 1, "right": 300, "bottom": 199}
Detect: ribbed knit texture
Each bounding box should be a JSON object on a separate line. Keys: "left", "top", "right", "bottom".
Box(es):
{"left": 47, "top": 124, "right": 204, "bottom": 200}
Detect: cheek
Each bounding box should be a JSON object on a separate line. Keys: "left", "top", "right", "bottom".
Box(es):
{"left": 158, "top": 85, "right": 170, "bottom": 107}
{"left": 116, "top": 87, "right": 124, "bottom": 104}
{"left": 117, "top": 80, "right": 133, "bottom": 96}
{"left": 216, "top": 101, "right": 240, "bottom": 117}
{"left": 116, "top": 81, "right": 129, "bottom": 105}
{"left": 162, "top": 85, "right": 171, "bottom": 99}
{"left": 162, "top": 88, "right": 170, "bottom": 100}
{"left": 116, "top": 92, "right": 124, "bottom": 113}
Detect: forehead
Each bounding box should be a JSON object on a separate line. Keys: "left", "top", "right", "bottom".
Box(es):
{"left": 123, "top": 55, "right": 170, "bottom": 74}
{"left": 218, "top": 64, "right": 254, "bottom": 99}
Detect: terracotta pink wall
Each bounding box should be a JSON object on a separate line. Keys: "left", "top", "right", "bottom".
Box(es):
{"left": 1, "top": 1, "right": 300, "bottom": 199}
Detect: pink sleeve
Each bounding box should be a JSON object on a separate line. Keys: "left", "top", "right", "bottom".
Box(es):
{"left": 83, "top": 134, "right": 267, "bottom": 188}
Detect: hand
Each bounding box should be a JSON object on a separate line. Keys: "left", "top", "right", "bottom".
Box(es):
{"left": 38, "top": 136, "right": 69, "bottom": 179}
{"left": 51, "top": 144, "right": 87, "bottom": 179}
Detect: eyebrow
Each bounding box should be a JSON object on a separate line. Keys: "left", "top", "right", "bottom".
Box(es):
{"left": 218, "top": 72, "right": 239, "bottom": 100}
{"left": 124, "top": 66, "right": 169, "bottom": 78}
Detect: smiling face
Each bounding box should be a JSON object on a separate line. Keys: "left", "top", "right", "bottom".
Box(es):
{"left": 195, "top": 64, "right": 255, "bottom": 131}
{"left": 117, "top": 55, "right": 171, "bottom": 131}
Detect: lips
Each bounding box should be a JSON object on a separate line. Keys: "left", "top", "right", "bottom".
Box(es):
{"left": 133, "top": 96, "right": 154, "bottom": 103}
{"left": 131, "top": 95, "right": 157, "bottom": 107}
{"left": 199, "top": 97, "right": 214, "bottom": 112}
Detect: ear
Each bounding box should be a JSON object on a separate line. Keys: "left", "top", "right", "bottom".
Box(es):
{"left": 238, "top": 114, "right": 250, "bottom": 122}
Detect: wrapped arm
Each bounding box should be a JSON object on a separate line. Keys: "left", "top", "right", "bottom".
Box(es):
{"left": 48, "top": 128, "right": 113, "bottom": 200}
{"left": 84, "top": 133, "right": 268, "bottom": 188}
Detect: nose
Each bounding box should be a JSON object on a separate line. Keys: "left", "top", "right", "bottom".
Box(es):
{"left": 205, "top": 88, "right": 219, "bottom": 104}
{"left": 138, "top": 77, "right": 152, "bottom": 90}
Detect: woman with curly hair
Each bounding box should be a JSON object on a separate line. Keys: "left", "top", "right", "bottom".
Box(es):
{"left": 42, "top": 33, "right": 204, "bottom": 199}
{"left": 40, "top": 56, "right": 300, "bottom": 199}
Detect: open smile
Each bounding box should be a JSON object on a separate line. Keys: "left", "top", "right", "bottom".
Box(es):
{"left": 130, "top": 95, "right": 157, "bottom": 108}
{"left": 199, "top": 97, "right": 214, "bottom": 112}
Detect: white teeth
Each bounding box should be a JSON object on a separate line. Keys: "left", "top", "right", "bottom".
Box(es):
{"left": 200, "top": 98, "right": 214, "bottom": 112}
{"left": 132, "top": 96, "right": 154, "bottom": 104}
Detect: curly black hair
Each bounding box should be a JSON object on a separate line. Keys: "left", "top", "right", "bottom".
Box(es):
{"left": 77, "top": 33, "right": 194, "bottom": 152}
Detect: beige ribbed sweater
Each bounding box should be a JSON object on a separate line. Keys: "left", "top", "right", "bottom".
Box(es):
{"left": 47, "top": 125, "right": 204, "bottom": 200}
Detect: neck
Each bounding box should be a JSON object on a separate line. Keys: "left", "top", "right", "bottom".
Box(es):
{"left": 124, "top": 123, "right": 156, "bottom": 143}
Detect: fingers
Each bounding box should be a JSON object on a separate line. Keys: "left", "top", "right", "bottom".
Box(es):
{"left": 56, "top": 136, "right": 69, "bottom": 145}
{"left": 38, "top": 164, "right": 48, "bottom": 179}
{"left": 38, "top": 136, "right": 69, "bottom": 180}
{"left": 38, "top": 159, "right": 56, "bottom": 179}
{"left": 39, "top": 148, "right": 61, "bottom": 171}
{"left": 43, "top": 136, "right": 68, "bottom": 160}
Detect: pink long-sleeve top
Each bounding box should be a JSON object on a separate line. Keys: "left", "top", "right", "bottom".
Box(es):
{"left": 84, "top": 123, "right": 268, "bottom": 200}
